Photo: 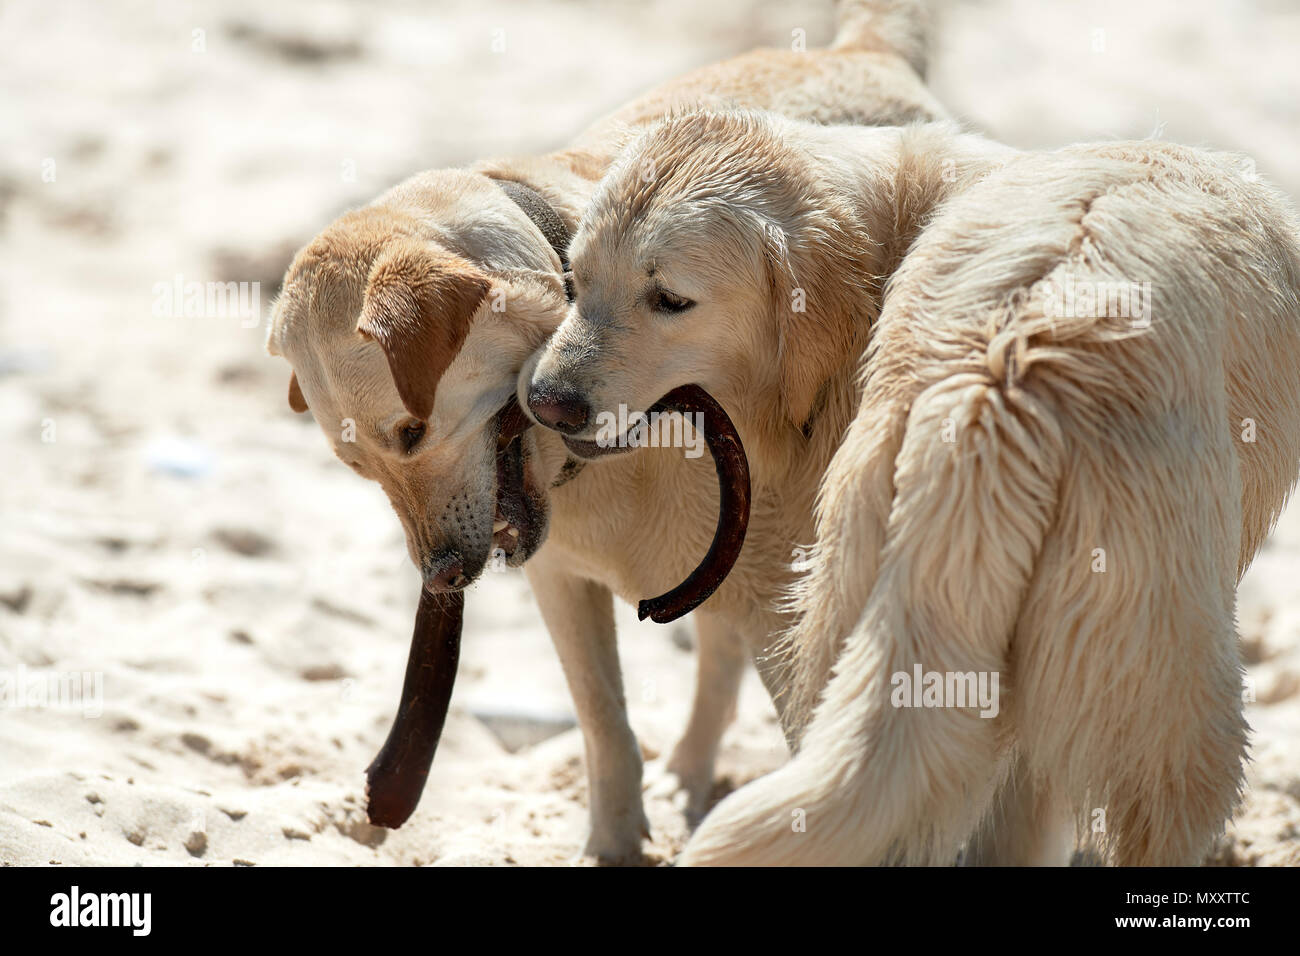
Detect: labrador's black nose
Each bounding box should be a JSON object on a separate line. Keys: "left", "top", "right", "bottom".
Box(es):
{"left": 527, "top": 386, "right": 590, "bottom": 434}
{"left": 422, "top": 552, "right": 468, "bottom": 592}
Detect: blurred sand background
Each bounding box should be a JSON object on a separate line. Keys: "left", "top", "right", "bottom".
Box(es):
{"left": 1, "top": 0, "right": 1298, "bottom": 866}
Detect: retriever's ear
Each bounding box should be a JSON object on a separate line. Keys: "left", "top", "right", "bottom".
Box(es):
{"left": 764, "top": 225, "right": 862, "bottom": 431}
{"left": 288, "top": 372, "right": 309, "bottom": 413}
{"left": 356, "top": 242, "right": 492, "bottom": 421}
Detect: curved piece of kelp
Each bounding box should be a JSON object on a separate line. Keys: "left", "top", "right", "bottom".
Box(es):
{"left": 636, "top": 384, "right": 751, "bottom": 624}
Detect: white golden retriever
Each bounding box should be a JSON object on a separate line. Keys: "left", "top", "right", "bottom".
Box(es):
{"left": 527, "top": 110, "right": 1300, "bottom": 865}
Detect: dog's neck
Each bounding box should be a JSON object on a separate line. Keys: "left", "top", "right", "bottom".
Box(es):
{"left": 719, "top": 124, "right": 1015, "bottom": 490}
{"left": 809, "top": 122, "right": 1015, "bottom": 288}
{"left": 495, "top": 180, "right": 573, "bottom": 272}
{"left": 471, "top": 147, "right": 610, "bottom": 245}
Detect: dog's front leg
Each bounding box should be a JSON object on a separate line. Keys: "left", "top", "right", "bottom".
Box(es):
{"left": 525, "top": 548, "right": 649, "bottom": 862}
{"left": 663, "top": 611, "right": 746, "bottom": 826}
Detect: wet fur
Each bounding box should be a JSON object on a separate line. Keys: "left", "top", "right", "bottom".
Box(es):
{"left": 567, "top": 111, "right": 1300, "bottom": 866}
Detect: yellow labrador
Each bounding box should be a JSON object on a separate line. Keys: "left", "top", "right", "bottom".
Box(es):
{"left": 527, "top": 110, "right": 1300, "bottom": 865}
{"left": 266, "top": 0, "right": 946, "bottom": 860}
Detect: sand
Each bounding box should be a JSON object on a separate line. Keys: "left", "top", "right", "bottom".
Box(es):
{"left": 1, "top": 0, "right": 1297, "bottom": 866}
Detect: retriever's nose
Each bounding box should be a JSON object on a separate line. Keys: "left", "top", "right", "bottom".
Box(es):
{"left": 527, "top": 385, "right": 590, "bottom": 434}
{"left": 422, "top": 551, "right": 468, "bottom": 592}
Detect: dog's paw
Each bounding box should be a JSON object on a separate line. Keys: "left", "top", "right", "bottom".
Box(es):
{"left": 645, "top": 755, "right": 713, "bottom": 829}
{"left": 581, "top": 811, "right": 651, "bottom": 865}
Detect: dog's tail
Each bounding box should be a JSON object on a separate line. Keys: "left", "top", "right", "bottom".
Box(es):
{"left": 680, "top": 371, "right": 1066, "bottom": 865}
{"left": 831, "top": 0, "right": 932, "bottom": 77}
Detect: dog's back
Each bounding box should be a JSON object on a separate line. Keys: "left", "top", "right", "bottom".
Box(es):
{"left": 569, "top": 0, "right": 945, "bottom": 163}
{"left": 680, "top": 138, "right": 1300, "bottom": 866}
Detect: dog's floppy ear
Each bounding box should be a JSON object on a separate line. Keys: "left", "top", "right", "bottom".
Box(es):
{"left": 764, "top": 224, "right": 861, "bottom": 431}
{"left": 288, "top": 372, "right": 309, "bottom": 413}
{"left": 356, "top": 242, "right": 492, "bottom": 422}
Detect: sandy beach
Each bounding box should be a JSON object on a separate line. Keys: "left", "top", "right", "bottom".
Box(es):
{"left": 1, "top": 0, "right": 1298, "bottom": 866}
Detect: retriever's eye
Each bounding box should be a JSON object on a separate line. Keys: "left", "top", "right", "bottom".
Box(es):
{"left": 650, "top": 288, "right": 695, "bottom": 315}
{"left": 400, "top": 420, "right": 426, "bottom": 454}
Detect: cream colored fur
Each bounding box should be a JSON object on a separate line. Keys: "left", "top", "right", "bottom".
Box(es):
{"left": 266, "top": 1, "right": 946, "bottom": 861}
{"left": 558, "top": 110, "right": 1300, "bottom": 865}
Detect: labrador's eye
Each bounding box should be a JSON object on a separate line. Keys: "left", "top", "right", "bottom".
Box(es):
{"left": 400, "top": 420, "right": 426, "bottom": 454}
{"left": 650, "top": 288, "right": 695, "bottom": 315}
